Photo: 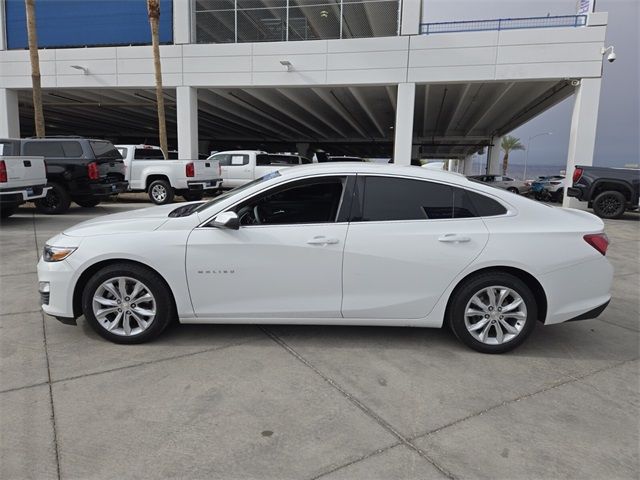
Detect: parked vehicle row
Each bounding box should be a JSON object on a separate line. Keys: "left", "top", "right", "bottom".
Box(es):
{"left": 468, "top": 175, "right": 530, "bottom": 195}
{"left": 38, "top": 163, "right": 613, "bottom": 354}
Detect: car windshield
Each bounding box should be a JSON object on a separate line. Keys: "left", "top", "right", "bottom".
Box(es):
{"left": 192, "top": 171, "right": 282, "bottom": 215}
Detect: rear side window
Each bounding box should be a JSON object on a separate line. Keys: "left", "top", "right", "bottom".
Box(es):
{"left": 212, "top": 154, "right": 230, "bottom": 166}
{"left": 90, "top": 141, "right": 122, "bottom": 160}
{"left": 354, "top": 177, "right": 503, "bottom": 221}
{"left": 466, "top": 190, "right": 508, "bottom": 216}
{"left": 23, "top": 141, "right": 65, "bottom": 157}
{"left": 268, "top": 154, "right": 300, "bottom": 165}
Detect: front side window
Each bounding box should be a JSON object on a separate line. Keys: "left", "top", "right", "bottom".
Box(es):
{"left": 234, "top": 176, "right": 346, "bottom": 226}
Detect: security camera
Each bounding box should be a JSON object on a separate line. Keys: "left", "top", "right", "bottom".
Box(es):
{"left": 602, "top": 46, "right": 616, "bottom": 63}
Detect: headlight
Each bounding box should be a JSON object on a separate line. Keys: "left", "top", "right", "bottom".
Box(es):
{"left": 43, "top": 245, "right": 77, "bottom": 262}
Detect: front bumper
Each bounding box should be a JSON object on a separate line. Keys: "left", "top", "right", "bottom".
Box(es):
{"left": 187, "top": 179, "right": 223, "bottom": 191}
{"left": 37, "top": 256, "right": 77, "bottom": 320}
{"left": 0, "top": 184, "right": 50, "bottom": 204}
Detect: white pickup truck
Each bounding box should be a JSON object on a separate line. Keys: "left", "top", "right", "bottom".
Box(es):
{"left": 116, "top": 145, "right": 222, "bottom": 204}
{"left": 206, "top": 150, "right": 312, "bottom": 189}
{"left": 0, "top": 141, "right": 50, "bottom": 218}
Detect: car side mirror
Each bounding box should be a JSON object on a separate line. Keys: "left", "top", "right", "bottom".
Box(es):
{"left": 212, "top": 211, "right": 240, "bottom": 230}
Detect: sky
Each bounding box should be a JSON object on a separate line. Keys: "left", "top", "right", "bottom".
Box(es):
{"left": 424, "top": 0, "right": 639, "bottom": 168}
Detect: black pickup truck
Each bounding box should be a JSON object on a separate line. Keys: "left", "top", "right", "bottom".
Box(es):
{"left": 0, "top": 137, "right": 128, "bottom": 214}
{"left": 567, "top": 165, "right": 640, "bottom": 219}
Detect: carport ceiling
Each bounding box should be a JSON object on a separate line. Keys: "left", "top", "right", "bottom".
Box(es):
{"left": 17, "top": 80, "right": 574, "bottom": 158}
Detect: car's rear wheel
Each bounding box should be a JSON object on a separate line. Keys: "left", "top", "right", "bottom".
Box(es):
{"left": 592, "top": 190, "right": 625, "bottom": 219}
{"left": 507, "top": 187, "right": 519, "bottom": 194}
{"left": 148, "top": 179, "right": 174, "bottom": 205}
{"left": 448, "top": 272, "right": 537, "bottom": 354}
{"left": 82, "top": 263, "right": 175, "bottom": 344}
{"left": 35, "top": 182, "right": 71, "bottom": 214}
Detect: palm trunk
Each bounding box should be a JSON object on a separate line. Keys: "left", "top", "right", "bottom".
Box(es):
{"left": 25, "top": 0, "right": 45, "bottom": 137}
{"left": 502, "top": 152, "right": 509, "bottom": 176}
{"left": 148, "top": 0, "right": 168, "bottom": 159}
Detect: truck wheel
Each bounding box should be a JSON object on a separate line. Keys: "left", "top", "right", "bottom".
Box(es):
{"left": 0, "top": 204, "right": 18, "bottom": 219}
{"left": 593, "top": 191, "right": 626, "bottom": 219}
{"left": 553, "top": 190, "right": 564, "bottom": 203}
{"left": 74, "top": 198, "right": 101, "bottom": 208}
{"left": 182, "top": 192, "right": 203, "bottom": 202}
{"left": 35, "top": 182, "right": 71, "bottom": 215}
{"left": 148, "top": 179, "right": 174, "bottom": 205}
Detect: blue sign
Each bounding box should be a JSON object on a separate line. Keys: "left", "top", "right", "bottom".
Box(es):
{"left": 5, "top": 0, "right": 173, "bottom": 50}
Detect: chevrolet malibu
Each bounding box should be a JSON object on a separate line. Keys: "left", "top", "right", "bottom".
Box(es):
{"left": 37, "top": 164, "right": 613, "bottom": 353}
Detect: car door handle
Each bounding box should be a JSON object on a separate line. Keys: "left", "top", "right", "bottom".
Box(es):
{"left": 438, "top": 234, "right": 471, "bottom": 243}
{"left": 307, "top": 236, "right": 339, "bottom": 245}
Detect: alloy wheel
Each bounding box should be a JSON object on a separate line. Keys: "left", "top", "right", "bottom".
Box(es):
{"left": 151, "top": 184, "right": 167, "bottom": 202}
{"left": 597, "top": 195, "right": 621, "bottom": 217}
{"left": 92, "top": 276, "right": 156, "bottom": 336}
{"left": 464, "top": 285, "right": 527, "bottom": 345}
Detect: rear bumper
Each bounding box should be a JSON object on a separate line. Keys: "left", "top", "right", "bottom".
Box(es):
{"left": 187, "top": 179, "right": 222, "bottom": 191}
{"left": 565, "top": 300, "right": 610, "bottom": 322}
{"left": 89, "top": 180, "right": 129, "bottom": 196}
{"left": 0, "top": 184, "right": 50, "bottom": 204}
{"left": 566, "top": 186, "right": 585, "bottom": 200}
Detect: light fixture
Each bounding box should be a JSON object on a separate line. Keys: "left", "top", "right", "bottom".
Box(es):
{"left": 70, "top": 65, "right": 89, "bottom": 75}
{"left": 280, "top": 60, "right": 293, "bottom": 72}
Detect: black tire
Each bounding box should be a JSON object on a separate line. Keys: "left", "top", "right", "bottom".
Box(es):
{"left": 73, "top": 197, "right": 101, "bottom": 208}
{"left": 35, "top": 182, "right": 71, "bottom": 214}
{"left": 448, "top": 272, "right": 537, "bottom": 354}
{"left": 592, "top": 190, "right": 626, "bottom": 219}
{"left": 182, "top": 192, "right": 203, "bottom": 202}
{"left": 507, "top": 187, "right": 519, "bottom": 194}
{"left": 148, "top": 179, "right": 174, "bottom": 205}
{"left": 0, "top": 204, "right": 18, "bottom": 219}
{"left": 553, "top": 189, "right": 564, "bottom": 203}
{"left": 82, "top": 263, "right": 175, "bottom": 344}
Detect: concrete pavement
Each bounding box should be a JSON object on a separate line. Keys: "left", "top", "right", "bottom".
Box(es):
{"left": 1, "top": 202, "right": 638, "bottom": 479}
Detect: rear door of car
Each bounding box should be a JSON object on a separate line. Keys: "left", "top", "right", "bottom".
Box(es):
{"left": 341, "top": 175, "right": 489, "bottom": 319}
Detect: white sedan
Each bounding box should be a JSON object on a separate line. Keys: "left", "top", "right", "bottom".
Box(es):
{"left": 37, "top": 164, "right": 613, "bottom": 353}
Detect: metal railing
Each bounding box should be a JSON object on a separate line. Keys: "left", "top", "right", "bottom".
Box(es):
{"left": 420, "top": 15, "right": 587, "bottom": 35}
{"left": 194, "top": 0, "right": 400, "bottom": 44}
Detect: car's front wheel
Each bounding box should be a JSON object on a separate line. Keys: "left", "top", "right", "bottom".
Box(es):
{"left": 507, "top": 187, "right": 519, "bottom": 194}
{"left": 448, "top": 272, "right": 537, "bottom": 354}
{"left": 82, "top": 263, "right": 175, "bottom": 344}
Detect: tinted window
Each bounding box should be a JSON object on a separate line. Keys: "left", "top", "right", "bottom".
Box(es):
{"left": 23, "top": 141, "right": 65, "bottom": 157}
{"left": 268, "top": 154, "right": 300, "bottom": 165}
{"left": 134, "top": 148, "right": 165, "bottom": 160}
{"left": 466, "top": 191, "right": 507, "bottom": 216}
{"left": 235, "top": 177, "right": 345, "bottom": 225}
{"left": 90, "top": 141, "right": 122, "bottom": 159}
{"left": 301, "top": 157, "right": 313, "bottom": 164}
{"left": 63, "top": 142, "right": 83, "bottom": 157}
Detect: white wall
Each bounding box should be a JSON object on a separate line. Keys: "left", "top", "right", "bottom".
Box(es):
{"left": 0, "top": 19, "right": 607, "bottom": 89}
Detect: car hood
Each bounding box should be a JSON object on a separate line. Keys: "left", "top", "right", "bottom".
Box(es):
{"left": 63, "top": 203, "right": 180, "bottom": 237}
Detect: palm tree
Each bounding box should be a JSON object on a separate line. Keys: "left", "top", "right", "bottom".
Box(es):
{"left": 25, "top": 0, "right": 45, "bottom": 137}
{"left": 500, "top": 135, "right": 525, "bottom": 175}
{"left": 147, "top": 0, "right": 168, "bottom": 159}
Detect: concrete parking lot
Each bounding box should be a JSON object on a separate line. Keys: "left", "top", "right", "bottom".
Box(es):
{"left": 1, "top": 199, "right": 638, "bottom": 480}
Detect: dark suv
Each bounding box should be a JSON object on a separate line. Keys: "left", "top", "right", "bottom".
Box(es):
{"left": 1, "top": 137, "right": 128, "bottom": 214}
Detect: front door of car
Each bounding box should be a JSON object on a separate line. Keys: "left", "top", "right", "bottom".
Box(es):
{"left": 186, "top": 175, "right": 352, "bottom": 319}
{"left": 341, "top": 176, "right": 489, "bottom": 319}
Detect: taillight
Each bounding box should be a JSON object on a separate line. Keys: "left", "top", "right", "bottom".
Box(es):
{"left": 186, "top": 162, "right": 195, "bottom": 178}
{"left": 572, "top": 167, "right": 583, "bottom": 184}
{"left": 0, "top": 160, "right": 7, "bottom": 183}
{"left": 584, "top": 233, "right": 609, "bottom": 256}
{"left": 87, "top": 162, "right": 99, "bottom": 180}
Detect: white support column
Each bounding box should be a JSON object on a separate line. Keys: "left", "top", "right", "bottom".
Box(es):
{"left": 563, "top": 78, "right": 602, "bottom": 208}
{"left": 393, "top": 82, "right": 416, "bottom": 165}
{"left": 463, "top": 155, "right": 474, "bottom": 175}
{"left": 173, "top": 0, "right": 192, "bottom": 44}
{"left": 487, "top": 137, "right": 503, "bottom": 175}
{"left": 0, "top": 89, "right": 20, "bottom": 138}
{"left": 177, "top": 86, "right": 198, "bottom": 160}
{"left": 400, "top": 0, "right": 421, "bottom": 36}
